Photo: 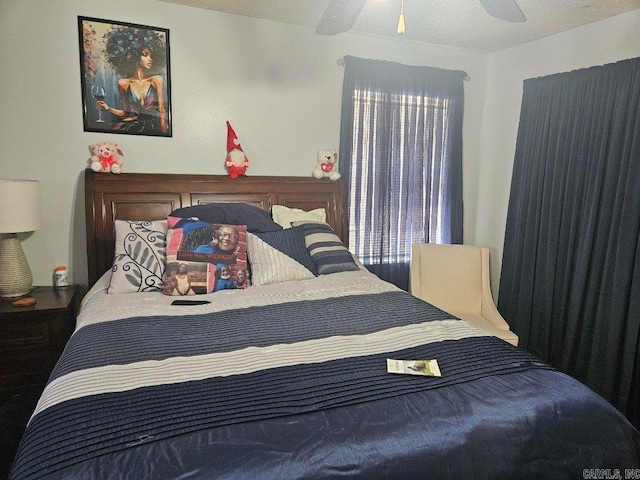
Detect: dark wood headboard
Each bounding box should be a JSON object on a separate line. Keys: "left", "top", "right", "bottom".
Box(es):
{"left": 84, "top": 169, "right": 348, "bottom": 287}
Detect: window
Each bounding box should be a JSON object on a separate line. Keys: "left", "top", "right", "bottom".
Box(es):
{"left": 339, "top": 56, "right": 465, "bottom": 289}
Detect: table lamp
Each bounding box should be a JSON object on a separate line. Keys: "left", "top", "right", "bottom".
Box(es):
{"left": 0, "top": 180, "right": 42, "bottom": 297}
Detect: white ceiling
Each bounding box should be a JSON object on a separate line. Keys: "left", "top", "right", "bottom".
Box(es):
{"left": 156, "top": 0, "right": 640, "bottom": 53}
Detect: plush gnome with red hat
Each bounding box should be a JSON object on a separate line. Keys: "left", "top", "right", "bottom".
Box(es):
{"left": 225, "top": 121, "right": 249, "bottom": 179}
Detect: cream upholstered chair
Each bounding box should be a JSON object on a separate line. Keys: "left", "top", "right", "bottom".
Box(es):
{"left": 409, "top": 244, "right": 519, "bottom": 346}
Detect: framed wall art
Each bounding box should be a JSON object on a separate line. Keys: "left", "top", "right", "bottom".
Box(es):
{"left": 78, "top": 16, "right": 172, "bottom": 137}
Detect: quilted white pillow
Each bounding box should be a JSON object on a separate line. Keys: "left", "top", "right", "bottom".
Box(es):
{"left": 108, "top": 220, "right": 167, "bottom": 294}
{"left": 271, "top": 205, "right": 326, "bottom": 229}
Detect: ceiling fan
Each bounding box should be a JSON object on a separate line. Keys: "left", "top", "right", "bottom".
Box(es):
{"left": 315, "top": 0, "right": 526, "bottom": 36}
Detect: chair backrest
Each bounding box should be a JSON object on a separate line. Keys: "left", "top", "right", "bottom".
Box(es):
{"left": 410, "top": 244, "right": 484, "bottom": 315}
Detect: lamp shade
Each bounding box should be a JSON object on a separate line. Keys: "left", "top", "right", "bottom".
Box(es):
{"left": 0, "top": 180, "right": 41, "bottom": 233}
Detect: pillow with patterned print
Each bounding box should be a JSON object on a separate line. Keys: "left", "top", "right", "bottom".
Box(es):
{"left": 162, "top": 217, "right": 249, "bottom": 295}
{"left": 108, "top": 220, "right": 167, "bottom": 294}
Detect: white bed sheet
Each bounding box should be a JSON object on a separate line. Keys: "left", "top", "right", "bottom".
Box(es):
{"left": 78, "top": 268, "right": 399, "bottom": 330}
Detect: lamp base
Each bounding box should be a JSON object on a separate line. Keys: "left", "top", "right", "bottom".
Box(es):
{"left": 0, "top": 233, "right": 34, "bottom": 298}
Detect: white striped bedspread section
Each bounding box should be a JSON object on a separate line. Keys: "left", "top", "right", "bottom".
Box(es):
{"left": 10, "top": 273, "right": 552, "bottom": 479}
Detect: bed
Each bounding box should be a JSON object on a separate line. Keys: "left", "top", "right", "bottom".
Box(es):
{"left": 9, "top": 169, "right": 640, "bottom": 479}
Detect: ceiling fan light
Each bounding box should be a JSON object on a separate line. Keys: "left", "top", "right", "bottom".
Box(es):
{"left": 397, "top": 13, "right": 405, "bottom": 35}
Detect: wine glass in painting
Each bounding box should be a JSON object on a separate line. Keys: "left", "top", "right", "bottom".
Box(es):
{"left": 91, "top": 85, "right": 106, "bottom": 123}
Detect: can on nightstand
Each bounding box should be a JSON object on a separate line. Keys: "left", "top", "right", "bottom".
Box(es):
{"left": 54, "top": 266, "right": 69, "bottom": 287}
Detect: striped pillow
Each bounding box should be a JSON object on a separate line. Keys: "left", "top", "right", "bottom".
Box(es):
{"left": 293, "top": 221, "right": 360, "bottom": 275}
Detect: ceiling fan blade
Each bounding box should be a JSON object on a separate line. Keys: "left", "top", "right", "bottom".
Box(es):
{"left": 478, "top": 0, "right": 526, "bottom": 22}
{"left": 315, "top": 0, "right": 368, "bottom": 35}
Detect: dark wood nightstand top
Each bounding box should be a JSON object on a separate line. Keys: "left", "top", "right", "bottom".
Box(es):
{"left": 0, "top": 286, "right": 80, "bottom": 317}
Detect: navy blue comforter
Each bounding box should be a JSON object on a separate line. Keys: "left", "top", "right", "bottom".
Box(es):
{"left": 9, "top": 281, "right": 640, "bottom": 479}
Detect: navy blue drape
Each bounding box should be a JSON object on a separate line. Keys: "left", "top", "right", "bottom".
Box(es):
{"left": 499, "top": 57, "right": 640, "bottom": 425}
{"left": 339, "top": 56, "right": 465, "bottom": 290}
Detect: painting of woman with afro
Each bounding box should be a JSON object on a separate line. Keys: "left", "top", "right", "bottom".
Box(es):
{"left": 79, "top": 17, "right": 172, "bottom": 137}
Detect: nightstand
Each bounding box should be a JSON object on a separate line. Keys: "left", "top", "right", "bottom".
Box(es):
{"left": 0, "top": 285, "right": 81, "bottom": 401}
{"left": 0, "top": 285, "right": 82, "bottom": 478}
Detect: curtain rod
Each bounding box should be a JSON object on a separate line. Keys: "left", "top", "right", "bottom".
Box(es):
{"left": 336, "top": 57, "right": 470, "bottom": 82}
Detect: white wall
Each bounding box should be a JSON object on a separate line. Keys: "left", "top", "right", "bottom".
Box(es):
{"left": 475, "top": 9, "right": 640, "bottom": 297}
{"left": 3, "top": 1, "right": 637, "bottom": 293}
{"left": 0, "top": 0, "right": 487, "bottom": 288}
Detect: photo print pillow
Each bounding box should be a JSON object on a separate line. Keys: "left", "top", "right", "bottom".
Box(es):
{"left": 162, "top": 216, "right": 249, "bottom": 296}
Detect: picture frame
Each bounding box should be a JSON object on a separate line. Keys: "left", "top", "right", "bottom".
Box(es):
{"left": 78, "top": 16, "right": 172, "bottom": 137}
